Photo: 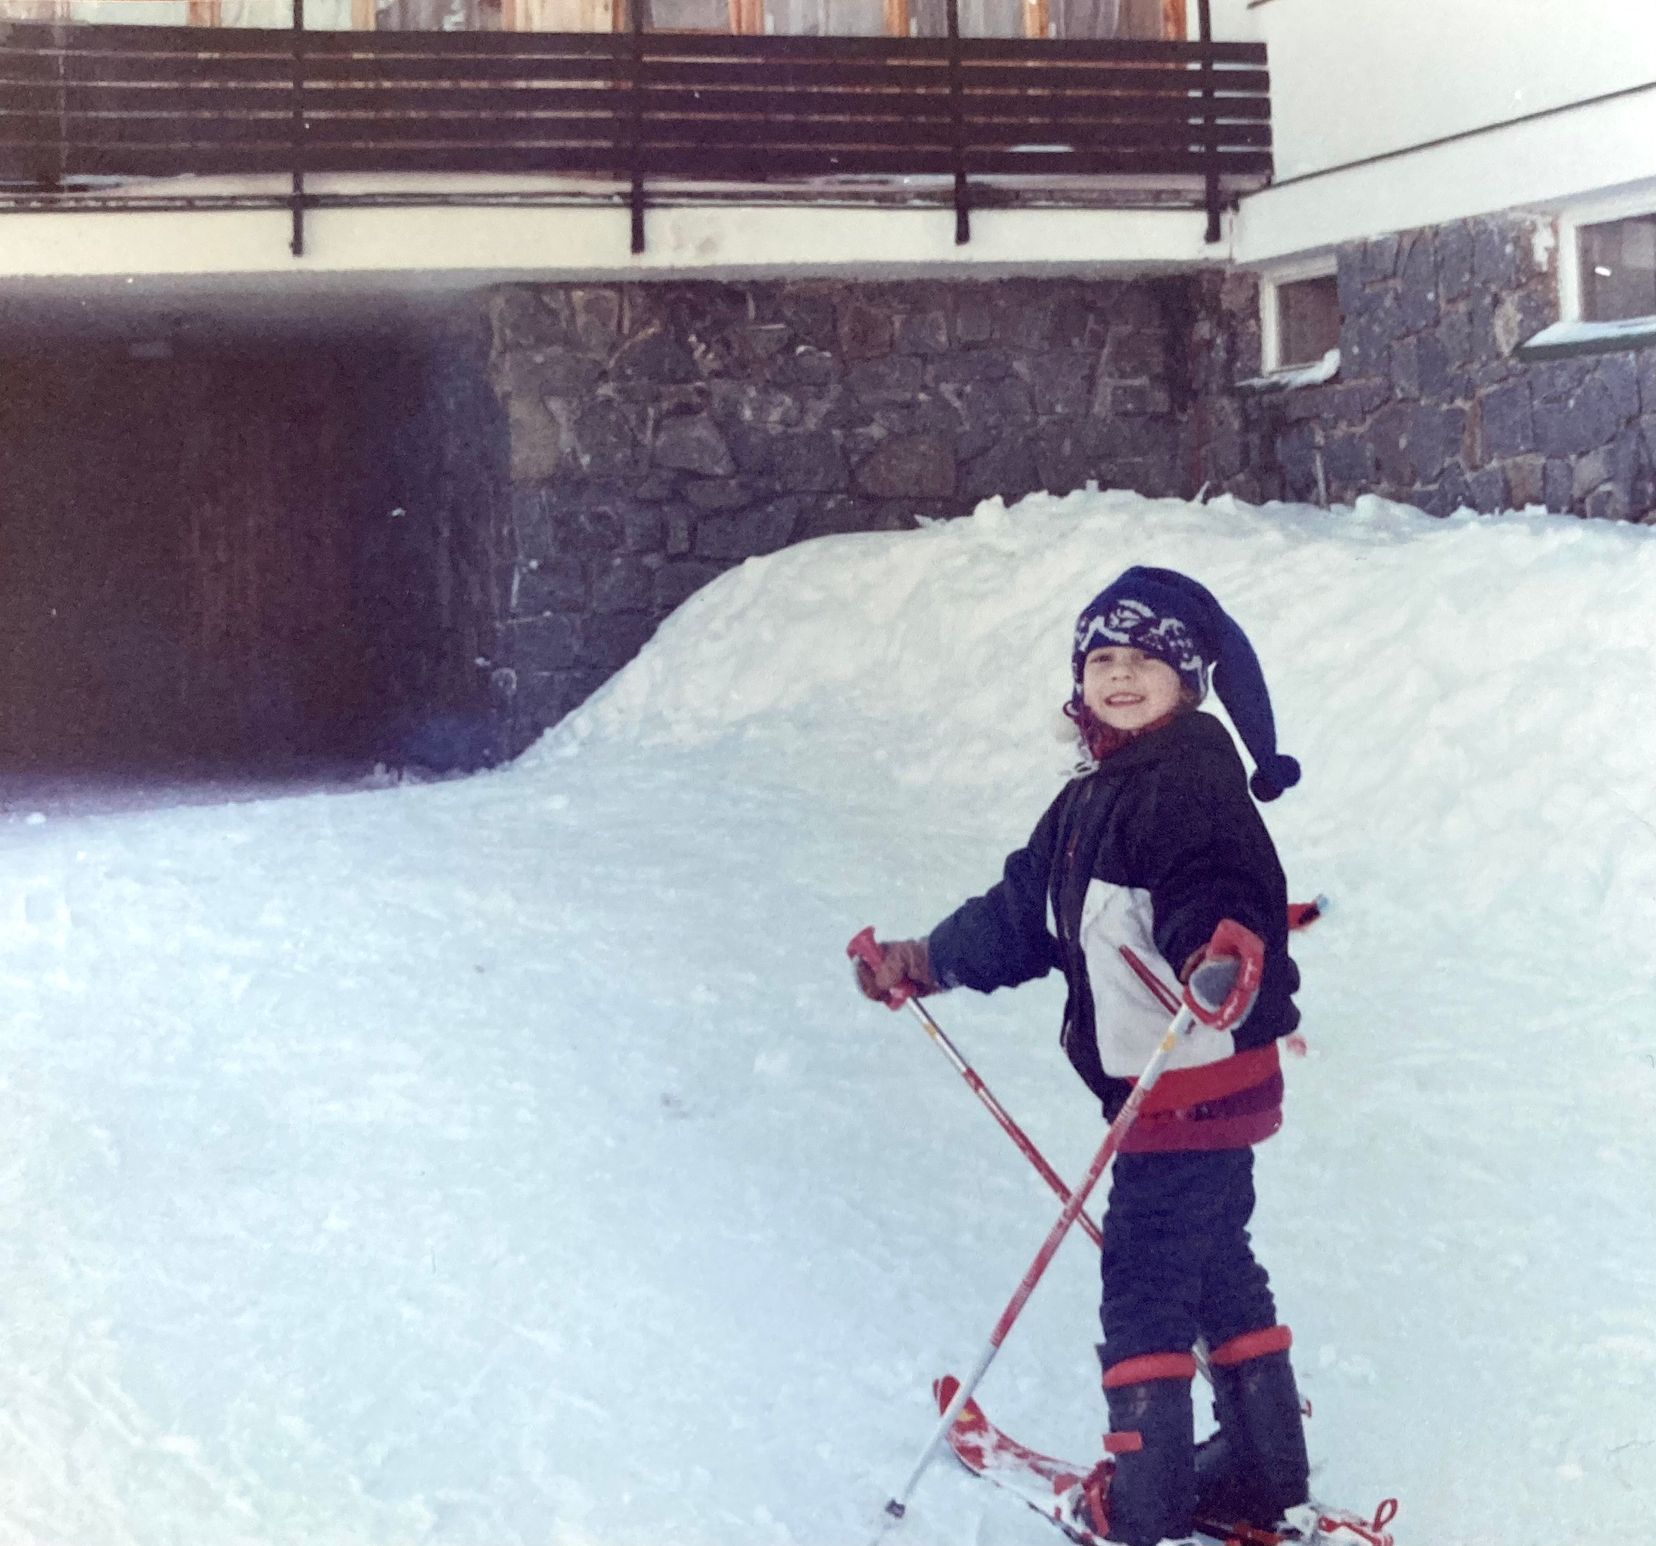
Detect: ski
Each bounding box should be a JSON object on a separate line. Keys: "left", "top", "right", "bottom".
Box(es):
{"left": 933, "top": 1376, "right": 1398, "bottom": 1546}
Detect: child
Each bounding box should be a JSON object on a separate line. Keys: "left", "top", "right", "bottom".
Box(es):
{"left": 856, "top": 567, "right": 1310, "bottom": 1546}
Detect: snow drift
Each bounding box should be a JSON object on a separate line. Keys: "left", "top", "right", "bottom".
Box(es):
{"left": 2, "top": 489, "right": 1653, "bottom": 1546}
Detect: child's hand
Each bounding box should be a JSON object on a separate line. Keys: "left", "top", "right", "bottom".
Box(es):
{"left": 851, "top": 935, "right": 939, "bottom": 1006}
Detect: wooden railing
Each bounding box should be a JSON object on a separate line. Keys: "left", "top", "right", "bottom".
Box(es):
{"left": 0, "top": 13, "right": 1270, "bottom": 251}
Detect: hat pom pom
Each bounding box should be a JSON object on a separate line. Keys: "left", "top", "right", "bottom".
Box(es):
{"left": 1249, "top": 754, "right": 1301, "bottom": 803}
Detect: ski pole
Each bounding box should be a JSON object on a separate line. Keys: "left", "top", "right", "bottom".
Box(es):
{"left": 879, "top": 921, "right": 1265, "bottom": 1528}
{"left": 848, "top": 927, "right": 1105, "bottom": 1252}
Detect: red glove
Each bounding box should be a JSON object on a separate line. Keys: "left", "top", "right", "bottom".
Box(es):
{"left": 850, "top": 935, "right": 939, "bottom": 1007}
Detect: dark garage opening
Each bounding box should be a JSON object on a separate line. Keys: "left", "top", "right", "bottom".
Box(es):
{"left": 0, "top": 295, "right": 510, "bottom": 785}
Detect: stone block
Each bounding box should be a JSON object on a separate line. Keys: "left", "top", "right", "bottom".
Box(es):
{"left": 612, "top": 324, "right": 699, "bottom": 385}
{"left": 507, "top": 396, "right": 565, "bottom": 484}
{"left": 1504, "top": 454, "right": 1546, "bottom": 510}
{"left": 684, "top": 478, "right": 755, "bottom": 511}
{"left": 1360, "top": 234, "right": 1401, "bottom": 281}
{"left": 593, "top": 557, "right": 653, "bottom": 613}
{"left": 1322, "top": 432, "right": 1379, "bottom": 488}
{"left": 1533, "top": 376, "right": 1626, "bottom": 459}
{"left": 1025, "top": 351, "right": 1095, "bottom": 416}
{"left": 1103, "top": 327, "right": 1167, "bottom": 380}
{"left": 1585, "top": 486, "right": 1627, "bottom": 521}
{"left": 777, "top": 288, "right": 838, "bottom": 352}
{"left": 1414, "top": 331, "right": 1455, "bottom": 400}
{"left": 796, "top": 494, "right": 882, "bottom": 541}
{"left": 511, "top": 488, "right": 556, "bottom": 561}
{"left": 961, "top": 437, "right": 1041, "bottom": 501}
{"left": 713, "top": 381, "right": 803, "bottom": 430}
{"left": 838, "top": 302, "right": 894, "bottom": 362}
{"left": 854, "top": 433, "right": 957, "bottom": 498}
{"left": 510, "top": 612, "right": 579, "bottom": 671}
{"left": 1472, "top": 220, "right": 1521, "bottom": 288}
{"left": 1466, "top": 464, "right": 1508, "bottom": 512}
{"left": 665, "top": 508, "right": 693, "bottom": 556}
{"left": 954, "top": 300, "right": 996, "bottom": 346}
{"left": 1641, "top": 354, "right": 1656, "bottom": 415}
{"left": 1398, "top": 235, "right": 1440, "bottom": 332}
{"left": 1034, "top": 419, "right": 1125, "bottom": 496}
{"left": 773, "top": 346, "right": 840, "bottom": 390}
{"left": 1436, "top": 223, "right": 1475, "bottom": 304}
{"left": 1392, "top": 336, "right": 1422, "bottom": 400}
{"left": 895, "top": 311, "right": 951, "bottom": 355}
{"left": 572, "top": 400, "right": 646, "bottom": 480}
{"left": 515, "top": 554, "right": 585, "bottom": 613}
{"left": 1542, "top": 458, "right": 1573, "bottom": 512}
{"left": 1479, "top": 381, "right": 1534, "bottom": 459}
{"left": 621, "top": 505, "right": 666, "bottom": 552}
{"left": 570, "top": 288, "right": 622, "bottom": 354}
{"left": 1436, "top": 305, "right": 1473, "bottom": 367}
{"left": 579, "top": 611, "right": 656, "bottom": 671}
{"left": 846, "top": 355, "right": 926, "bottom": 403}
{"left": 1369, "top": 402, "right": 1414, "bottom": 486}
{"left": 1410, "top": 404, "right": 1465, "bottom": 484}
{"left": 653, "top": 414, "right": 736, "bottom": 477}
{"left": 1571, "top": 446, "right": 1612, "bottom": 500}
{"left": 492, "top": 287, "right": 571, "bottom": 351}
{"left": 1335, "top": 252, "right": 1367, "bottom": 316}
{"left": 772, "top": 431, "right": 849, "bottom": 493}
{"left": 553, "top": 502, "right": 625, "bottom": 555}
{"left": 944, "top": 378, "right": 1037, "bottom": 461}
{"left": 1597, "top": 352, "right": 1643, "bottom": 420}
{"left": 1437, "top": 461, "right": 1471, "bottom": 515}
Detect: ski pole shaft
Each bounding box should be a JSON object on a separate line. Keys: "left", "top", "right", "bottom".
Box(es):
{"left": 848, "top": 928, "right": 1105, "bottom": 1252}
{"left": 882, "top": 1000, "right": 1198, "bottom": 1524}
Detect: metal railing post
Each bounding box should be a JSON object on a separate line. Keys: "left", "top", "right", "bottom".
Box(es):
{"left": 289, "top": 0, "right": 306, "bottom": 256}
{"left": 625, "top": 0, "right": 646, "bottom": 254}
{"left": 1197, "top": 0, "right": 1219, "bottom": 243}
{"left": 944, "top": 0, "right": 968, "bottom": 244}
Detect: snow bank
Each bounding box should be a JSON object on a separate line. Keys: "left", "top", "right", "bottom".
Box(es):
{"left": 556, "top": 488, "right": 1656, "bottom": 979}
{"left": 4, "top": 488, "right": 1654, "bottom": 1546}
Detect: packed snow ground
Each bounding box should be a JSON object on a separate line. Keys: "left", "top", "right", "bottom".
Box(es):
{"left": 2, "top": 490, "right": 1653, "bottom": 1546}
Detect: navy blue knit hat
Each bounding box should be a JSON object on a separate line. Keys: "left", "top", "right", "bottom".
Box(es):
{"left": 1071, "top": 566, "right": 1301, "bottom": 801}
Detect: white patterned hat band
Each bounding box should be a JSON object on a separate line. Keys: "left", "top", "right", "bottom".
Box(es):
{"left": 1073, "top": 599, "right": 1210, "bottom": 695}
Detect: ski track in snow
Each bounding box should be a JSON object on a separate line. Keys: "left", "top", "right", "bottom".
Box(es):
{"left": 0, "top": 490, "right": 1653, "bottom": 1546}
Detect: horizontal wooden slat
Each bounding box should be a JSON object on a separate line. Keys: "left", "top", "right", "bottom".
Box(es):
{"left": 0, "top": 21, "right": 1271, "bottom": 202}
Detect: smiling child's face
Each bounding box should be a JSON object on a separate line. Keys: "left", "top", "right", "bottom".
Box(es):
{"left": 1081, "top": 646, "right": 1185, "bottom": 732}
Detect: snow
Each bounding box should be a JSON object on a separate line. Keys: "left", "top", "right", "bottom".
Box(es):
{"left": 1239, "top": 348, "right": 1342, "bottom": 390}
{"left": 3, "top": 487, "right": 1655, "bottom": 1546}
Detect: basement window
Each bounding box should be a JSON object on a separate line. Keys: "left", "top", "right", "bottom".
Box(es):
{"left": 1259, "top": 265, "right": 1341, "bottom": 380}
{"left": 1578, "top": 213, "right": 1656, "bottom": 324}
{"left": 1518, "top": 203, "right": 1656, "bottom": 362}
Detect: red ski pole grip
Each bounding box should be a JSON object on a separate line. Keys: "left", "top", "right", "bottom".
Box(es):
{"left": 1183, "top": 919, "right": 1265, "bottom": 1032}
{"left": 847, "top": 926, "right": 912, "bottom": 1009}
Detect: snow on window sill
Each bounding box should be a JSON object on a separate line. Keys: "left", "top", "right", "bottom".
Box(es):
{"left": 1238, "top": 348, "right": 1340, "bottom": 391}
{"left": 1517, "top": 316, "right": 1656, "bottom": 362}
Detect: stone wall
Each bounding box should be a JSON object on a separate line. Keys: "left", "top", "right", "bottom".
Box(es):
{"left": 486, "top": 278, "right": 1190, "bottom": 749}
{"left": 1189, "top": 215, "right": 1656, "bottom": 523}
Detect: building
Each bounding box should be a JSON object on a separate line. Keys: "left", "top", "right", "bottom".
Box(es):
{"left": 0, "top": 0, "right": 1651, "bottom": 765}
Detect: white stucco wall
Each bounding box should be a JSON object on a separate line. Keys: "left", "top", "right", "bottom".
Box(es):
{"left": 1232, "top": 0, "right": 1656, "bottom": 265}
{"left": 0, "top": 183, "right": 1219, "bottom": 293}
{"left": 1255, "top": 0, "right": 1656, "bottom": 181}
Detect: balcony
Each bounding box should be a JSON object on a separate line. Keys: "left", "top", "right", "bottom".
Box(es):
{"left": 0, "top": 0, "right": 1271, "bottom": 254}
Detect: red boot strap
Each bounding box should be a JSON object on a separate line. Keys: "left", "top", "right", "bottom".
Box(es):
{"left": 1102, "top": 1431, "right": 1142, "bottom": 1454}
{"left": 1314, "top": 1498, "right": 1399, "bottom": 1546}
{"left": 1209, "top": 1324, "right": 1293, "bottom": 1367}
{"left": 1102, "top": 1351, "right": 1198, "bottom": 1388}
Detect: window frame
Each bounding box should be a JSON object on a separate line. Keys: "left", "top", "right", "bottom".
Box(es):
{"left": 1558, "top": 190, "right": 1656, "bottom": 328}
{"left": 1259, "top": 255, "right": 1340, "bottom": 375}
